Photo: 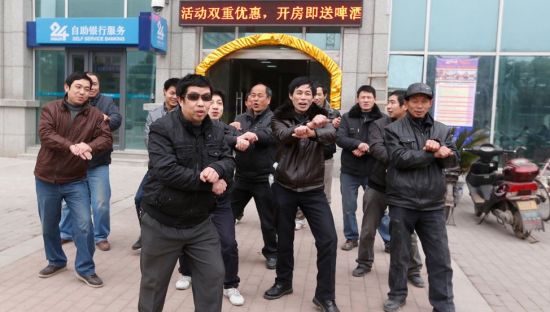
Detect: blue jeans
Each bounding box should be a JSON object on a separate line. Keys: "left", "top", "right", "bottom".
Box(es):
{"left": 36, "top": 178, "right": 95, "bottom": 275}
{"left": 340, "top": 172, "right": 368, "bottom": 241}
{"left": 60, "top": 165, "right": 111, "bottom": 243}
{"left": 388, "top": 206, "right": 454, "bottom": 311}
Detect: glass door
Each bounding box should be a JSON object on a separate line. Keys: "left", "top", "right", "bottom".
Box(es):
{"left": 67, "top": 50, "right": 125, "bottom": 148}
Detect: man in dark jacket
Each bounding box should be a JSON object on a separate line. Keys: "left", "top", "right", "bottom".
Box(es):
{"left": 336, "top": 85, "right": 383, "bottom": 251}
{"left": 34, "top": 72, "right": 112, "bottom": 288}
{"left": 229, "top": 83, "right": 278, "bottom": 270}
{"left": 383, "top": 83, "right": 457, "bottom": 312}
{"left": 352, "top": 90, "right": 424, "bottom": 289}
{"left": 138, "top": 74, "right": 235, "bottom": 312}
{"left": 264, "top": 77, "right": 339, "bottom": 312}
{"left": 59, "top": 72, "right": 121, "bottom": 251}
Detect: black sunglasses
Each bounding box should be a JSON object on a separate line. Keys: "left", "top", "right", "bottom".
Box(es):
{"left": 185, "top": 92, "right": 212, "bottom": 102}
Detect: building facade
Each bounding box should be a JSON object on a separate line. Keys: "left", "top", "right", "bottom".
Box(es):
{"left": 0, "top": 0, "right": 549, "bottom": 164}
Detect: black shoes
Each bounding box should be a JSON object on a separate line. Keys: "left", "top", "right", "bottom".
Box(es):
{"left": 408, "top": 275, "right": 425, "bottom": 288}
{"left": 263, "top": 283, "right": 293, "bottom": 300}
{"left": 313, "top": 297, "right": 340, "bottom": 312}
{"left": 383, "top": 298, "right": 406, "bottom": 312}
{"left": 75, "top": 272, "right": 104, "bottom": 288}
{"left": 131, "top": 236, "right": 142, "bottom": 250}
{"left": 265, "top": 257, "right": 277, "bottom": 270}
{"left": 351, "top": 265, "right": 371, "bottom": 277}
{"left": 38, "top": 264, "right": 67, "bottom": 278}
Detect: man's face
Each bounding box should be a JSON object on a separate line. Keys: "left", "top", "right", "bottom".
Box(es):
{"left": 387, "top": 95, "right": 407, "bottom": 119}
{"left": 65, "top": 79, "right": 91, "bottom": 106}
{"left": 164, "top": 86, "right": 178, "bottom": 111}
{"left": 290, "top": 84, "right": 313, "bottom": 114}
{"left": 405, "top": 94, "right": 433, "bottom": 118}
{"left": 313, "top": 87, "right": 327, "bottom": 107}
{"left": 249, "top": 84, "right": 271, "bottom": 114}
{"left": 178, "top": 86, "right": 212, "bottom": 125}
{"left": 208, "top": 94, "right": 224, "bottom": 120}
{"left": 87, "top": 74, "right": 100, "bottom": 98}
{"left": 357, "top": 91, "right": 375, "bottom": 112}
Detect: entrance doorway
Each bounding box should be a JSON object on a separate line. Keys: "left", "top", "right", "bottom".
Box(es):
{"left": 67, "top": 50, "right": 125, "bottom": 148}
{"left": 207, "top": 58, "right": 331, "bottom": 123}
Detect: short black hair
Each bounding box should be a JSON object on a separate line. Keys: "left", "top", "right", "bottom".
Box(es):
{"left": 176, "top": 74, "right": 213, "bottom": 97}
{"left": 212, "top": 89, "right": 225, "bottom": 104}
{"left": 356, "top": 85, "right": 376, "bottom": 98}
{"left": 164, "top": 78, "right": 180, "bottom": 91}
{"left": 84, "top": 71, "right": 101, "bottom": 81}
{"left": 250, "top": 83, "right": 273, "bottom": 98}
{"left": 288, "top": 76, "right": 314, "bottom": 96}
{"left": 313, "top": 81, "right": 329, "bottom": 96}
{"left": 65, "top": 72, "right": 92, "bottom": 88}
{"left": 389, "top": 90, "right": 406, "bottom": 107}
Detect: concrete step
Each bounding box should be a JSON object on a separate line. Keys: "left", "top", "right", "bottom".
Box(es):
{"left": 19, "top": 146, "right": 148, "bottom": 167}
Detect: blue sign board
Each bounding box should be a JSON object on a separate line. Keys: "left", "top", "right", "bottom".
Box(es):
{"left": 150, "top": 14, "right": 168, "bottom": 52}
{"left": 34, "top": 18, "right": 139, "bottom": 45}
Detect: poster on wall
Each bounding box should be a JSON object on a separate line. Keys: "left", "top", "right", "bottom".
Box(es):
{"left": 434, "top": 57, "right": 479, "bottom": 127}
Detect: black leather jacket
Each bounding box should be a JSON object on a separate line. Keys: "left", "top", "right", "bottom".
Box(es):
{"left": 336, "top": 103, "right": 384, "bottom": 176}
{"left": 385, "top": 113, "right": 458, "bottom": 211}
{"left": 233, "top": 108, "right": 276, "bottom": 182}
{"left": 365, "top": 115, "right": 392, "bottom": 192}
{"left": 142, "top": 107, "right": 235, "bottom": 228}
{"left": 272, "top": 102, "right": 336, "bottom": 192}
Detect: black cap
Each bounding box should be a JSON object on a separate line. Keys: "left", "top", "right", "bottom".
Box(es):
{"left": 405, "top": 83, "right": 433, "bottom": 100}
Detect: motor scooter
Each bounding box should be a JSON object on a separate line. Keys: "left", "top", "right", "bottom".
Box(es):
{"left": 463, "top": 144, "right": 545, "bottom": 239}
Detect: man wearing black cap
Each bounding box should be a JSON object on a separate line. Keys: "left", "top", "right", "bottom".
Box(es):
{"left": 383, "top": 83, "right": 457, "bottom": 312}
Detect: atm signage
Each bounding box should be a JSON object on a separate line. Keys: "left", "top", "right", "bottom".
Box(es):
{"left": 179, "top": 0, "right": 363, "bottom": 26}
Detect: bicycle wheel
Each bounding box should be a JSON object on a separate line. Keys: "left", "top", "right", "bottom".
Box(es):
{"left": 535, "top": 178, "right": 550, "bottom": 221}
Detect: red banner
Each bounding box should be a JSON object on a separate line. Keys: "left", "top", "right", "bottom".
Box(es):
{"left": 179, "top": 1, "right": 363, "bottom": 26}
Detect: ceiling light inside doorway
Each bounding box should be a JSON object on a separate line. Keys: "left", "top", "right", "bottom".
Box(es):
{"left": 267, "top": 65, "right": 277, "bottom": 68}
{"left": 260, "top": 60, "right": 272, "bottom": 64}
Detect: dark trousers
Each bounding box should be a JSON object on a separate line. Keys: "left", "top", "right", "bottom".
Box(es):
{"left": 231, "top": 179, "right": 277, "bottom": 258}
{"left": 138, "top": 214, "right": 224, "bottom": 312}
{"left": 388, "top": 206, "right": 455, "bottom": 312}
{"left": 272, "top": 183, "right": 337, "bottom": 301}
{"left": 179, "top": 194, "right": 240, "bottom": 288}
{"left": 357, "top": 188, "right": 422, "bottom": 276}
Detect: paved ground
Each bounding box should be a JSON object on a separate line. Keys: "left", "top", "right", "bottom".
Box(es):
{"left": 4, "top": 155, "right": 548, "bottom": 311}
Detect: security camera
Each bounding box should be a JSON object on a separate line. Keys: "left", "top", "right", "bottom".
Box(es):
{"left": 151, "top": 0, "right": 165, "bottom": 13}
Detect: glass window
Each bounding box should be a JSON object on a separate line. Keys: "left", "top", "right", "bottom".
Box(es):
{"left": 127, "top": 0, "right": 151, "bottom": 17}
{"left": 388, "top": 55, "right": 424, "bottom": 90}
{"left": 125, "top": 51, "right": 156, "bottom": 150}
{"left": 35, "top": 50, "right": 65, "bottom": 143}
{"left": 495, "top": 56, "right": 550, "bottom": 164}
{"left": 305, "top": 27, "right": 341, "bottom": 51}
{"left": 501, "top": 0, "right": 550, "bottom": 52}
{"left": 36, "top": 0, "right": 65, "bottom": 17}
{"left": 68, "top": 0, "right": 123, "bottom": 17}
{"left": 203, "top": 27, "right": 235, "bottom": 49}
{"left": 390, "top": 0, "right": 427, "bottom": 51}
{"left": 429, "top": 0, "right": 498, "bottom": 52}
{"left": 238, "top": 26, "right": 303, "bottom": 39}
{"left": 426, "top": 55, "right": 494, "bottom": 133}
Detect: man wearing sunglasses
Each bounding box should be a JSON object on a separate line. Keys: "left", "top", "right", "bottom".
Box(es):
{"left": 138, "top": 74, "right": 235, "bottom": 312}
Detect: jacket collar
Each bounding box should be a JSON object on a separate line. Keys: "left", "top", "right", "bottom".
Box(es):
{"left": 348, "top": 103, "right": 383, "bottom": 120}
{"left": 274, "top": 101, "right": 327, "bottom": 121}
{"left": 406, "top": 112, "right": 434, "bottom": 129}
{"left": 245, "top": 107, "right": 271, "bottom": 119}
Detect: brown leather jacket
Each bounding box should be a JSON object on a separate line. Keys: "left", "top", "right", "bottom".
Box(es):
{"left": 34, "top": 99, "right": 112, "bottom": 184}
{"left": 271, "top": 102, "right": 336, "bottom": 192}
